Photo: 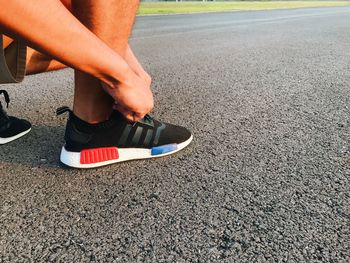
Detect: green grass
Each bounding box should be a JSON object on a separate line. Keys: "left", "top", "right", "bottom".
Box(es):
{"left": 138, "top": 1, "right": 350, "bottom": 15}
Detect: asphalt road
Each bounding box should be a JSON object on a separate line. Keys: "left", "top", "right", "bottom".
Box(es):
{"left": 1, "top": 7, "right": 350, "bottom": 262}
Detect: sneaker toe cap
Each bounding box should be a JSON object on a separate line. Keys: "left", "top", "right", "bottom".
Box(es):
{"left": 9, "top": 117, "right": 32, "bottom": 133}
{"left": 157, "top": 123, "right": 192, "bottom": 146}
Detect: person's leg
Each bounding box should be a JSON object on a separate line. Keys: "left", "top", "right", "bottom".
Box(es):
{"left": 2, "top": 0, "right": 151, "bottom": 122}
{"left": 1, "top": 34, "right": 32, "bottom": 144}
{"left": 71, "top": 0, "right": 140, "bottom": 123}
{"left": 5, "top": 0, "right": 150, "bottom": 86}
{"left": 0, "top": 0, "right": 153, "bottom": 122}
{"left": 1, "top": 0, "right": 192, "bottom": 164}
{"left": 25, "top": 45, "right": 151, "bottom": 86}
{"left": 0, "top": 0, "right": 150, "bottom": 145}
{"left": 23, "top": 0, "right": 150, "bottom": 82}
{"left": 25, "top": 0, "right": 71, "bottom": 73}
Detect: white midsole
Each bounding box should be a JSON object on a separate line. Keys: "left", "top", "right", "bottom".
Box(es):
{"left": 0, "top": 128, "right": 31, "bottom": 145}
{"left": 60, "top": 135, "right": 193, "bottom": 169}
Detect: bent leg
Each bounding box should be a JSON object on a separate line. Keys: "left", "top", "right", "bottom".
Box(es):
{"left": 0, "top": 0, "right": 153, "bottom": 121}
{"left": 2, "top": 35, "right": 67, "bottom": 74}
{"left": 23, "top": 0, "right": 150, "bottom": 86}
{"left": 71, "top": 0, "right": 140, "bottom": 123}
{"left": 26, "top": 49, "right": 66, "bottom": 74}
{"left": 25, "top": 0, "right": 68, "bottom": 74}
{"left": 25, "top": 44, "right": 151, "bottom": 87}
{"left": 0, "top": 0, "right": 132, "bottom": 90}
{"left": 25, "top": 0, "right": 69, "bottom": 74}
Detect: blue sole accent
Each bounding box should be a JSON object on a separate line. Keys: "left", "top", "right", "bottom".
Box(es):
{"left": 151, "top": 144, "right": 178, "bottom": 156}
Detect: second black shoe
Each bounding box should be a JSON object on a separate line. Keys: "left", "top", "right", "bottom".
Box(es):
{"left": 0, "top": 90, "right": 31, "bottom": 145}
{"left": 57, "top": 107, "right": 193, "bottom": 168}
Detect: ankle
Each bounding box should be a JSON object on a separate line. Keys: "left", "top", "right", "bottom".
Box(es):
{"left": 73, "top": 107, "right": 112, "bottom": 124}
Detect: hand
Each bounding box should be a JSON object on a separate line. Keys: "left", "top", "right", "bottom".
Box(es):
{"left": 101, "top": 70, "right": 154, "bottom": 122}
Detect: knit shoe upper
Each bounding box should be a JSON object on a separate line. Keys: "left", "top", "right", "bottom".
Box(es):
{"left": 57, "top": 107, "right": 193, "bottom": 168}
{"left": 0, "top": 90, "right": 31, "bottom": 144}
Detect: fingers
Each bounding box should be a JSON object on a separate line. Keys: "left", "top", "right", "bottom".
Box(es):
{"left": 100, "top": 75, "right": 154, "bottom": 122}
{"left": 113, "top": 104, "right": 135, "bottom": 121}
{"left": 113, "top": 104, "right": 144, "bottom": 122}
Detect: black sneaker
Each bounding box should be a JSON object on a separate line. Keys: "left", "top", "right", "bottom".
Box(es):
{"left": 57, "top": 107, "right": 193, "bottom": 168}
{"left": 0, "top": 90, "right": 31, "bottom": 144}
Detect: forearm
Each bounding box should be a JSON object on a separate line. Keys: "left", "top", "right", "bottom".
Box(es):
{"left": 126, "top": 45, "right": 146, "bottom": 76}
{"left": 26, "top": 44, "right": 150, "bottom": 83}
{"left": 0, "top": 0, "right": 132, "bottom": 86}
{"left": 125, "top": 45, "right": 151, "bottom": 84}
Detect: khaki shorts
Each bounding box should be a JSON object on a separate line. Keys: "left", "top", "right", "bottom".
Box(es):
{"left": 0, "top": 34, "right": 27, "bottom": 84}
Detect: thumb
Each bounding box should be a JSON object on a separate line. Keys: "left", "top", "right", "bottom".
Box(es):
{"left": 113, "top": 104, "right": 143, "bottom": 122}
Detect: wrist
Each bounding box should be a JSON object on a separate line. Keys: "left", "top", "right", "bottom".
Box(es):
{"left": 104, "top": 60, "right": 135, "bottom": 89}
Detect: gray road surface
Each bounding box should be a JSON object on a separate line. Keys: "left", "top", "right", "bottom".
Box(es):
{"left": 1, "top": 7, "right": 350, "bottom": 262}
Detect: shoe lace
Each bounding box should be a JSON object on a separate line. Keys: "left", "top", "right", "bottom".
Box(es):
{"left": 0, "top": 90, "right": 10, "bottom": 108}
{"left": 56, "top": 106, "right": 154, "bottom": 127}
{"left": 56, "top": 106, "right": 71, "bottom": 116}
{"left": 144, "top": 114, "right": 153, "bottom": 122}
{"left": 132, "top": 114, "right": 153, "bottom": 127}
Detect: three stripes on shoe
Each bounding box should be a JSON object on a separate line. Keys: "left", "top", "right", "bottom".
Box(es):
{"left": 57, "top": 107, "right": 192, "bottom": 168}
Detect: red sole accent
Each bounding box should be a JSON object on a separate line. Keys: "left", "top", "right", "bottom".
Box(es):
{"left": 80, "top": 147, "right": 119, "bottom": 164}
